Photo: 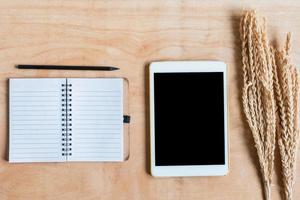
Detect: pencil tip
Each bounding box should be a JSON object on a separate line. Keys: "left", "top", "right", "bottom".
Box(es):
{"left": 111, "top": 67, "right": 120, "bottom": 71}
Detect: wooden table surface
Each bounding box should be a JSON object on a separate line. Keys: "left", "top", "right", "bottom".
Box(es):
{"left": 0, "top": 1, "right": 300, "bottom": 200}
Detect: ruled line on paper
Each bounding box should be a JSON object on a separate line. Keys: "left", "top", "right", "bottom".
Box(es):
{"left": 69, "top": 156, "right": 120, "bottom": 158}
{"left": 72, "top": 96, "right": 120, "bottom": 98}
{"left": 74, "top": 123, "right": 120, "bottom": 125}
{"left": 74, "top": 128, "right": 121, "bottom": 130}
{"left": 75, "top": 98, "right": 120, "bottom": 101}
{"left": 72, "top": 141, "right": 120, "bottom": 144}
{"left": 75, "top": 90, "right": 120, "bottom": 92}
{"left": 12, "top": 151, "right": 59, "bottom": 154}
{"left": 12, "top": 108, "right": 60, "bottom": 111}
{"left": 10, "top": 157, "right": 59, "bottom": 159}
{"left": 11, "top": 98, "right": 59, "bottom": 101}
{"left": 11, "top": 91, "right": 59, "bottom": 93}
{"left": 72, "top": 152, "right": 120, "bottom": 154}
{"left": 11, "top": 112, "right": 59, "bottom": 115}
{"left": 11, "top": 119, "right": 60, "bottom": 121}
{"left": 72, "top": 132, "right": 120, "bottom": 135}
{"left": 72, "top": 104, "right": 120, "bottom": 107}
{"left": 72, "top": 118, "right": 120, "bottom": 121}
{"left": 12, "top": 128, "right": 60, "bottom": 131}
{"left": 73, "top": 109, "right": 121, "bottom": 112}
{"left": 73, "top": 146, "right": 120, "bottom": 149}
{"left": 11, "top": 123, "right": 59, "bottom": 125}
{"left": 14, "top": 146, "right": 61, "bottom": 149}
{"left": 75, "top": 137, "right": 120, "bottom": 140}
{"left": 73, "top": 101, "right": 120, "bottom": 104}
{"left": 12, "top": 142, "right": 58, "bottom": 144}
{"left": 13, "top": 130, "right": 60, "bottom": 134}
{"left": 11, "top": 95, "right": 59, "bottom": 98}
{"left": 12, "top": 137, "right": 59, "bottom": 140}
{"left": 12, "top": 114, "right": 58, "bottom": 116}
{"left": 76, "top": 114, "right": 120, "bottom": 116}
{"left": 12, "top": 105, "right": 59, "bottom": 107}
{"left": 12, "top": 122, "right": 59, "bottom": 124}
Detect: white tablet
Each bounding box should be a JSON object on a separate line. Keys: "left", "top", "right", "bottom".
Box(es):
{"left": 149, "top": 61, "right": 228, "bottom": 177}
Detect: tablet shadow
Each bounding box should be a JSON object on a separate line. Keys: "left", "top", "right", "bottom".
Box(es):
{"left": 144, "top": 63, "right": 151, "bottom": 175}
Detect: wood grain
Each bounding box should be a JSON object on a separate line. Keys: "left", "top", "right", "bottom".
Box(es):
{"left": 0, "top": 0, "right": 300, "bottom": 199}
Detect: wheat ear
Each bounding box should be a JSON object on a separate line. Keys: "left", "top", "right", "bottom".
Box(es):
{"left": 240, "top": 10, "right": 277, "bottom": 200}
{"left": 273, "top": 33, "right": 300, "bottom": 200}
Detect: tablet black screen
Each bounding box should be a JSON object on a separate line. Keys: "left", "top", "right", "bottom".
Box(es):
{"left": 154, "top": 72, "right": 225, "bottom": 166}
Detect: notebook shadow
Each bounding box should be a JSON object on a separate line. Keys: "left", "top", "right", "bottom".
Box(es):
{"left": 3, "top": 79, "right": 9, "bottom": 161}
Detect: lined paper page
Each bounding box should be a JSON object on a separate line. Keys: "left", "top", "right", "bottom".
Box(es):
{"left": 9, "top": 78, "right": 66, "bottom": 163}
{"left": 68, "top": 78, "right": 123, "bottom": 162}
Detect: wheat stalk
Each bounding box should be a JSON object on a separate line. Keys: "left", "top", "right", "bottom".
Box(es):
{"left": 240, "top": 10, "right": 277, "bottom": 200}
{"left": 273, "top": 33, "right": 300, "bottom": 200}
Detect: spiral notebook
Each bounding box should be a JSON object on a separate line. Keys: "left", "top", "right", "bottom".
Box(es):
{"left": 9, "top": 78, "right": 129, "bottom": 163}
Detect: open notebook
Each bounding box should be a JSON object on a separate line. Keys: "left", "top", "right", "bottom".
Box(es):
{"left": 9, "top": 78, "right": 128, "bottom": 163}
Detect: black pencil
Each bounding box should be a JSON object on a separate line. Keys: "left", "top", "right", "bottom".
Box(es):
{"left": 16, "top": 65, "right": 119, "bottom": 71}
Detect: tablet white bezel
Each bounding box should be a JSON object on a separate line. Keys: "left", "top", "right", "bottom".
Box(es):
{"left": 149, "top": 61, "right": 228, "bottom": 177}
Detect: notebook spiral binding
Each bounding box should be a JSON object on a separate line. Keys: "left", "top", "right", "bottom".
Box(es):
{"left": 61, "top": 83, "right": 72, "bottom": 157}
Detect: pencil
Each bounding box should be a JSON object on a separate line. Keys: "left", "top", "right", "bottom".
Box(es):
{"left": 16, "top": 65, "right": 119, "bottom": 71}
